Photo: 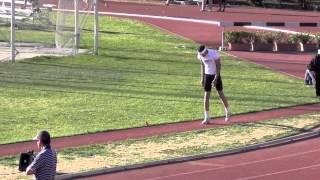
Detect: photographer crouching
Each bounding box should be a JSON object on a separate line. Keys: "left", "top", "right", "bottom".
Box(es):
{"left": 26, "top": 130, "right": 57, "bottom": 180}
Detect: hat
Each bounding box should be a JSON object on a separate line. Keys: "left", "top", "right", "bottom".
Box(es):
{"left": 33, "top": 130, "right": 51, "bottom": 144}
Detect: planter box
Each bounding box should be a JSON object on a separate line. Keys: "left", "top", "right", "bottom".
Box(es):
{"left": 253, "top": 43, "right": 274, "bottom": 51}
{"left": 228, "top": 43, "right": 252, "bottom": 51}
{"left": 275, "top": 43, "right": 297, "bottom": 52}
{"left": 298, "top": 43, "right": 318, "bottom": 52}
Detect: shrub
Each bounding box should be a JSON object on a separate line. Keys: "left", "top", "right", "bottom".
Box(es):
{"left": 225, "top": 31, "right": 254, "bottom": 44}
{"left": 254, "top": 31, "right": 277, "bottom": 44}
{"left": 290, "top": 33, "right": 316, "bottom": 44}
{"left": 272, "top": 32, "right": 295, "bottom": 44}
{"left": 314, "top": 33, "right": 320, "bottom": 45}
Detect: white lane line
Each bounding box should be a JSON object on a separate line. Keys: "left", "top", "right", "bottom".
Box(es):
{"left": 144, "top": 148, "right": 320, "bottom": 180}
{"left": 100, "top": 12, "right": 221, "bottom": 25}
{"left": 237, "top": 163, "right": 320, "bottom": 180}
{"left": 188, "top": 161, "right": 226, "bottom": 167}
{"left": 54, "top": 9, "right": 220, "bottom": 25}
{"left": 54, "top": 9, "right": 306, "bottom": 36}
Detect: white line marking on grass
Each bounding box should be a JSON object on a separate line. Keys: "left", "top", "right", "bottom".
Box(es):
{"left": 237, "top": 163, "right": 320, "bottom": 180}
{"left": 145, "top": 148, "right": 320, "bottom": 180}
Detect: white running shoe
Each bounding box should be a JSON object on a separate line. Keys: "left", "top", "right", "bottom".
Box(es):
{"left": 202, "top": 118, "right": 209, "bottom": 125}
{"left": 225, "top": 111, "right": 231, "bottom": 122}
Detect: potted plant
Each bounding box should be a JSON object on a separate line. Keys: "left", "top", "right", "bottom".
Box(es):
{"left": 273, "top": 32, "right": 297, "bottom": 52}
{"left": 224, "top": 31, "right": 254, "bottom": 51}
{"left": 291, "top": 33, "right": 317, "bottom": 52}
{"left": 252, "top": 31, "right": 275, "bottom": 51}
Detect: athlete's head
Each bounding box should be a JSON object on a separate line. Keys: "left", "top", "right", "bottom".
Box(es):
{"left": 198, "top": 45, "right": 208, "bottom": 57}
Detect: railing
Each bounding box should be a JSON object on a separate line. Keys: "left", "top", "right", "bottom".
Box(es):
{"left": 225, "top": 0, "right": 320, "bottom": 10}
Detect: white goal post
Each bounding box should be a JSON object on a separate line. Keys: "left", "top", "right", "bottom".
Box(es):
{"left": 9, "top": 0, "right": 99, "bottom": 62}
{"left": 10, "top": 0, "right": 15, "bottom": 62}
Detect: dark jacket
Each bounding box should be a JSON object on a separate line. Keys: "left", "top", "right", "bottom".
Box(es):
{"left": 307, "top": 55, "right": 320, "bottom": 72}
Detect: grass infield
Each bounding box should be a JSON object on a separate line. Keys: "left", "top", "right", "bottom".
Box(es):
{"left": 0, "top": 16, "right": 318, "bottom": 145}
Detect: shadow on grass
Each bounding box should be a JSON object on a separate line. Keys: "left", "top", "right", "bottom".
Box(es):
{"left": 0, "top": 79, "right": 201, "bottom": 103}
{"left": 0, "top": 72, "right": 310, "bottom": 105}
{"left": 19, "top": 60, "right": 197, "bottom": 77}
{"left": 13, "top": 58, "right": 297, "bottom": 86}
{"left": 101, "top": 47, "right": 197, "bottom": 57}
{"left": 0, "top": 75, "right": 311, "bottom": 105}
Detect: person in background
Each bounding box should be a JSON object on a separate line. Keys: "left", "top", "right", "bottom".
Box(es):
{"left": 218, "top": 0, "right": 226, "bottom": 11}
{"left": 26, "top": 130, "right": 57, "bottom": 180}
{"left": 307, "top": 50, "right": 320, "bottom": 97}
{"left": 165, "top": 0, "right": 172, "bottom": 6}
{"left": 201, "top": 0, "right": 213, "bottom": 11}
{"left": 23, "top": 0, "right": 40, "bottom": 11}
{"left": 197, "top": 45, "right": 231, "bottom": 124}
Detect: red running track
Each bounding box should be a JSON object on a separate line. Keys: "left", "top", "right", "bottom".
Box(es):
{"left": 227, "top": 51, "right": 314, "bottom": 79}
{"left": 103, "top": 1, "right": 320, "bottom": 22}
{"left": 80, "top": 137, "right": 320, "bottom": 180}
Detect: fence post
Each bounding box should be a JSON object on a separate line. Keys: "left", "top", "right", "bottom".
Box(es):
{"left": 94, "top": 0, "right": 99, "bottom": 55}
{"left": 11, "top": 0, "right": 15, "bottom": 62}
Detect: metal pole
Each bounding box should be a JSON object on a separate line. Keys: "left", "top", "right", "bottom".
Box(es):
{"left": 93, "top": 0, "right": 99, "bottom": 55}
{"left": 74, "top": 0, "right": 79, "bottom": 55}
{"left": 221, "top": 27, "right": 224, "bottom": 51}
{"left": 11, "top": 0, "right": 15, "bottom": 62}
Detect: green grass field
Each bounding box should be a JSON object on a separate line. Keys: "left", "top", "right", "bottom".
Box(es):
{"left": 0, "top": 16, "right": 317, "bottom": 144}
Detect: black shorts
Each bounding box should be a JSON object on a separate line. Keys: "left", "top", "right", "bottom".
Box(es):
{"left": 204, "top": 74, "right": 223, "bottom": 92}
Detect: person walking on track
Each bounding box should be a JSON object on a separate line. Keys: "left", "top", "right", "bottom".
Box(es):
{"left": 197, "top": 45, "right": 231, "bottom": 124}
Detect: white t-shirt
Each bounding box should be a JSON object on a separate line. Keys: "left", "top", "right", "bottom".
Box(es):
{"left": 197, "top": 49, "right": 220, "bottom": 75}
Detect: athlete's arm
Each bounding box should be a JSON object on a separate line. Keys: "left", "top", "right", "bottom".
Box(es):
{"left": 201, "top": 62, "right": 205, "bottom": 87}
{"left": 213, "top": 58, "right": 221, "bottom": 86}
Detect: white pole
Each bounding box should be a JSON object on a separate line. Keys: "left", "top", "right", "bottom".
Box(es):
{"left": 221, "top": 27, "right": 224, "bottom": 51}
{"left": 11, "top": 0, "right": 15, "bottom": 62}
{"left": 74, "top": 0, "right": 79, "bottom": 55}
{"left": 93, "top": 0, "right": 99, "bottom": 55}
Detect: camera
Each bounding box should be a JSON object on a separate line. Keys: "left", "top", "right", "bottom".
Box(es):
{"left": 18, "top": 150, "right": 35, "bottom": 172}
